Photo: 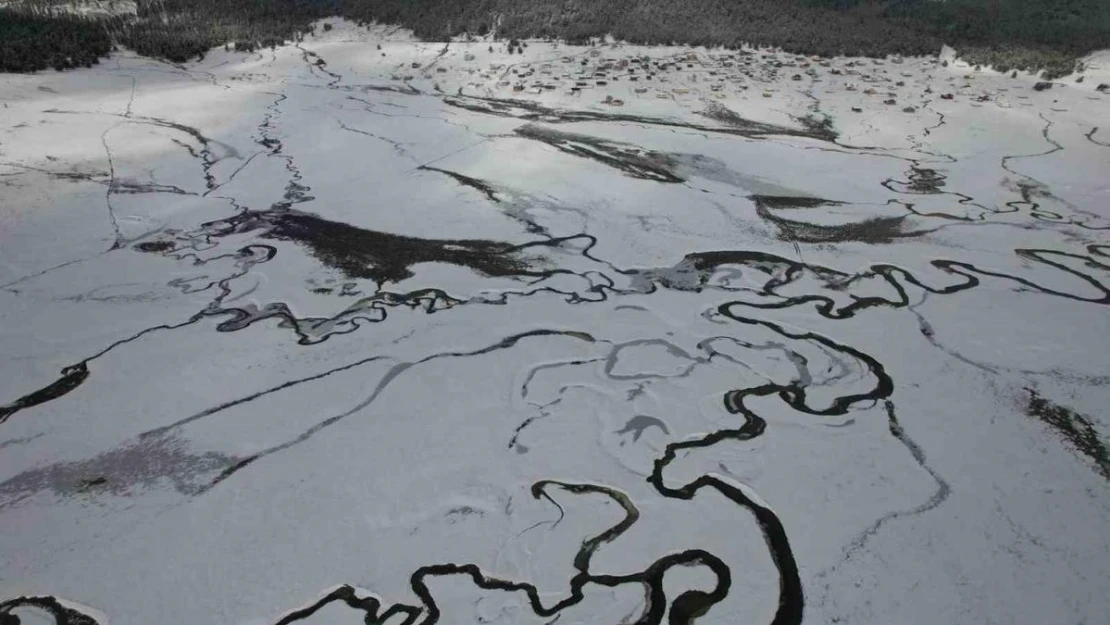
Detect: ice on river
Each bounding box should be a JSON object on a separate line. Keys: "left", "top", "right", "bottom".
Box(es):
{"left": 2, "top": 20, "right": 1109, "bottom": 625}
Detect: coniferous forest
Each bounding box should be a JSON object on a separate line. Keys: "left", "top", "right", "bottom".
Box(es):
{"left": 2, "top": 0, "right": 1109, "bottom": 74}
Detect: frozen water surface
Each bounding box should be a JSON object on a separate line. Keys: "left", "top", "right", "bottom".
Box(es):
{"left": 2, "top": 22, "right": 1109, "bottom": 625}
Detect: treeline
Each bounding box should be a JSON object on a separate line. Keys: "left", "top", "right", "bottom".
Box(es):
{"left": 893, "top": 0, "right": 1109, "bottom": 52}
{"left": 120, "top": 0, "right": 324, "bottom": 62}
{"left": 333, "top": 0, "right": 940, "bottom": 56}
{"left": 0, "top": 8, "right": 115, "bottom": 72}
{"left": 889, "top": 0, "right": 1110, "bottom": 73}
{"left": 2, "top": 0, "right": 1109, "bottom": 74}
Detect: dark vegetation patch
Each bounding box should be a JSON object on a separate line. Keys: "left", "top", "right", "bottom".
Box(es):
{"left": 445, "top": 95, "right": 828, "bottom": 139}
{"left": 0, "top": 431, "right": 240, "bottom": 499}
{"left": 262, "top": 211, "right": 533, "bottom": 284}
{"left": 751, "top": 195, "right": 839, "bottom": 209}
{"left": 206, "top": 209, "right": 535, "bottom": 284}
{"left": 750, "top": 195, "right": 932, "bottom": 244}
{"left": 797, "top": 114, "right": 837, "bottom": 139}
{"left": 700, "top": 101, "right": 836, "bottom": 140}
{"left": 3, "top": 0, "right": 1109, "bottom": 74}
{"left": 419, "top": 165, "right": 501, "bottom": 203}
{"left": 699, "top": 102, "right": 759, "bottom": 128}
{"left": 904, "top": 166, "right": 946, "bottom": 194}
{"left": 514, "top": 124, "right": 683, "bottom": 183}
{"left": 1024, "top": 388, "right": 1109, "bottom": 480}
{"left": 133, "top": 240, "right": 176, "bottom": 253}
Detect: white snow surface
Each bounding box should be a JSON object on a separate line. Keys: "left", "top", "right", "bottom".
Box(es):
{"left": 1, "top": 20, "right": 1109, "bottom": 625}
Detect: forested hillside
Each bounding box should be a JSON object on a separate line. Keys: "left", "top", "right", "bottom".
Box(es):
{"left": 2, "top": 0, "right": 1108, "bottom": 73}
{"left": 0, "top": 8, "right": 115, "bottom": 72}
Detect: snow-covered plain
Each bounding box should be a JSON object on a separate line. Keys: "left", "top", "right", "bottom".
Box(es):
{"left": 2, "top": 20, "right": 1109, "bottom": 625}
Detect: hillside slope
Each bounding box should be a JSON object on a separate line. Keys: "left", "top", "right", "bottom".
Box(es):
{"left": 2, "top": 0, "right": 1108, "bottom": 73}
